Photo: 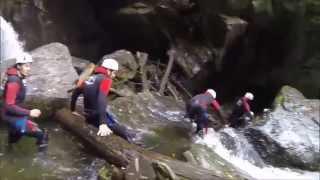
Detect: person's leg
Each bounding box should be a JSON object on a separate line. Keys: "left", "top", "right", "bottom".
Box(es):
{"left": 196, "top": 109, "right": 209, "bottom": 137}
{"left": 108, "top": 123, "right": 135, "bottom": 143}
{"left": 8, "top": 127, "right": 22, "bottom": 144}
{"left": 105, "top": 111, "right": 135, "bottom": 143}
{"left": 7, "top": 118, "right": 27, "bottom": 144}
{"left": 85, "top": 114, "right": 100, "bottom": 127}
{"left": 25, "top": 120, "right": 48, "bottom": 152}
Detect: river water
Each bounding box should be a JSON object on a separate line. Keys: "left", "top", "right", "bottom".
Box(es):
{"left": 0, "top": 122, "right": 105, "bottom": 180}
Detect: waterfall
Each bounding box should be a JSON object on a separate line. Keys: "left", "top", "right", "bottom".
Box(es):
{"left": 196, "top": 128, "right": 320, "bottom": 180}
{"left": 0, "top": 16, "right": 25, "bottom": 62}
{"left": 0, "top": 16, "right": 27, "bottom": 87}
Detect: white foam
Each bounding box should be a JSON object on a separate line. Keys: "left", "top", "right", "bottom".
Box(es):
{"left": 1, "top": 16, "right": 25, "bottom": 61}
{"left": 196, "top": 128, "right": 319, "bottom": 180}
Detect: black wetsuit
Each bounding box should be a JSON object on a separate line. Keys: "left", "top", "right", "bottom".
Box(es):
{"left": 229, "top": 97, "right": 252, "bottom": 128}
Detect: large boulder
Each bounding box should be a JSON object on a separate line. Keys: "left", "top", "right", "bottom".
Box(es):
{"left": 110, "top": 92, "right": 192, "bottom": 158}
{"left": 28, "top": 43, "right": 78, "bottom": 99}
{"left": 245, "top": 86, "right": 320, "bottom": 171}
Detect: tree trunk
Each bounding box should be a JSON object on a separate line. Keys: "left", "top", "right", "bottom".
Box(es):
{"left": 55, "top": 108, "right": 226, "bottom": 180}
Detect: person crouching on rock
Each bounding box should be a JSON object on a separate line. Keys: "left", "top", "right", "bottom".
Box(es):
{"left": 70, "top": 58, "right": 134, "bottom": 142}
{"left": 1, "top": 53, "right": 48, "bottom": 152}
{"left": 228, "top": 92, "right": 255, "bottom": 128}
{"left": 186, "top": 89, "right": 226, "bottom": 138}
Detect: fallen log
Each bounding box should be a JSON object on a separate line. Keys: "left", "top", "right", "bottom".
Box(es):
{"left": 55, "top": 108, "right": 226, "bottom": 180}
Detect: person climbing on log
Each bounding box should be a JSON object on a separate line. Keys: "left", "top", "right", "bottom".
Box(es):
{"left": 70, "top": 58, "right": 134, "bottom": 142}
{"left": 1, "top": 53, "right": 48, "bottom": 152}
{"left": 228, "top": 92, "right": 255, "bottom": 128}
{"left": 185, "top": 89, "right": 226, "bottom": 138}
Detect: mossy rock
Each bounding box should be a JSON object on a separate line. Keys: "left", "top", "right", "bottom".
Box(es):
{"left": 98, "top": 166, "right": 112, "bottom": 180}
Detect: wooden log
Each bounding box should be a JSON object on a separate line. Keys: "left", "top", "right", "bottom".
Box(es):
{"left": 55, "top": 108, "right": 226, "bottom": 180}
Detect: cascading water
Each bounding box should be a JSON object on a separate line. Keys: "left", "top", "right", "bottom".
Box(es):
{"left": 0, "top": 16, "right": 25, "bottom": 61}
{"left": 195, "top": 128, "right": 320, "bottom": 180}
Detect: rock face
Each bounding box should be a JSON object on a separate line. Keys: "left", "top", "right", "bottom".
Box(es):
{"left": 1, "top": 0, "right": 319, "bottom": 106}
{"left": 28, "top": 43, "right": 78, "bottom": 99}
{"left": 245, "top": 86, "right": 320, "bottom": 171}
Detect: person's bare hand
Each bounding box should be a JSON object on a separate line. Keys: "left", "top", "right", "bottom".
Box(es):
{"left": 72, "top": 111, "right": 82, "bottom": 117}
{"left": 30, "top": 109, "right": 41, "bottom": 118}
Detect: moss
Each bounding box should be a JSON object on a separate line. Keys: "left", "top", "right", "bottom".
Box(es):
{"left": 273, "top": 93, "right": 285, "bottom": 109}
{"left": 252, "top": 0, "right": 273, "bottom": 15}
{"left": 98, "top": 166, "right": 111, "bottom": 180}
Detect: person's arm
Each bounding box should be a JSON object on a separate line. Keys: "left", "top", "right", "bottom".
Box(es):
{"left": 211, "top": 100, "right": 227, "bottom": 124}
{"left": 242, "top": 98, "right": 254, "bottom": 118}
{"left": 4, "top": 81, "right": 30, "bottom": 116}
{"left": 96, "top": 78, "right": 113, "bottom": 136}
{"left": 242, "top": 98, "right": 251, "bottom": 112}
{"left": 70, "top": 87, "right": 83, "bottom": 112}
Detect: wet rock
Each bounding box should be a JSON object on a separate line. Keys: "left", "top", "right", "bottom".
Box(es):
{"left": 219, "top": 129, "right": 265, "bottom": 168}
{"left": 110, "top": 92, "right": 185, "bottom": 130}
{"left": 152, "top": 161, "right": 178, "bottom": 180}
{"left": 110, "top": 166, "right": 124, "bottom": 180}
{"left": 246, "top": 86, "right": 320, "bottom": 171}
{"left": 110, "top": 92, "right": 191, "bottom": 158}
{"left": 182, "top": 150, "right": 197, "bottom": 165}
{"left": 173, "top": 40, "right": 213, "bottom": 78}
{"left": 28, "top": 42, "right": 78, "bottom": 99}
{"left": 71, "top": 56, "right": 91, "bottom": 74}
{"left": 124, "top": 155, "right": 156, "bottom": 180}
{"left": 114, "top": 84, "right": 136, "bottom": 97}
{"left": 187, "top": 143, "right": 245, "bottom": 180}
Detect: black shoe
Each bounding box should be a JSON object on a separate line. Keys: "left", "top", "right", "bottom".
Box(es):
{"left": 37, "top": 129, "right": 49, "bottom": 152}
{"left": 38, "top": 143, "right": 48, "bottom": 153}
{"left": 197, "top": 129, "right": 204, "bottom": 139}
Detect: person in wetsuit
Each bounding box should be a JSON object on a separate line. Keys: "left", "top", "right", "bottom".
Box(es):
{"left": 228, "top": 92, "right": 254, "bottom": 128}
{"left": 70, "top": 58, "right": 134, "bottom": 142}
{"left": 186, "top": 89, "right": 226, "bottom": 137}
{"left": 1, "top": 53, "right": 48, "bottom": 151}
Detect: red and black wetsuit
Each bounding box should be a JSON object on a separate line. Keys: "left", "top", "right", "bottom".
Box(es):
{"left": 71, "top": 66, "right": 112, "bottom": 127}
{"left": 71, "top": 67, "right": 112, "bottom": 127}
{"left": 71, "top": 67, "right": 134, "bottom": 142}
{"left": 186, "top": 92, "right": 222, "bottom": 134}
{"left": 229, "top": 97, "right": 251, "bottom": 128}
{"left": 1, "top": 67, "right": 45, "bottom": 144}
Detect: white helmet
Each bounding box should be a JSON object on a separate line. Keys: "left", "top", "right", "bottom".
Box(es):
{"left": 245, "top": 92, "right": 254, "bottom": 100}
{"left": 102, "top": 58, "right": 119, "bottom": 71}
{"left": 16, "top": 53, "right": 33, "bottom": 64}
{"left": 206, "top": 89, "right": 216, "bottom": 99}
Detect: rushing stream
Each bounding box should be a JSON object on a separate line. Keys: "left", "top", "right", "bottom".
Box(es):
{"left": 195, "top": 128, "right": 320, "bottom": 180}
